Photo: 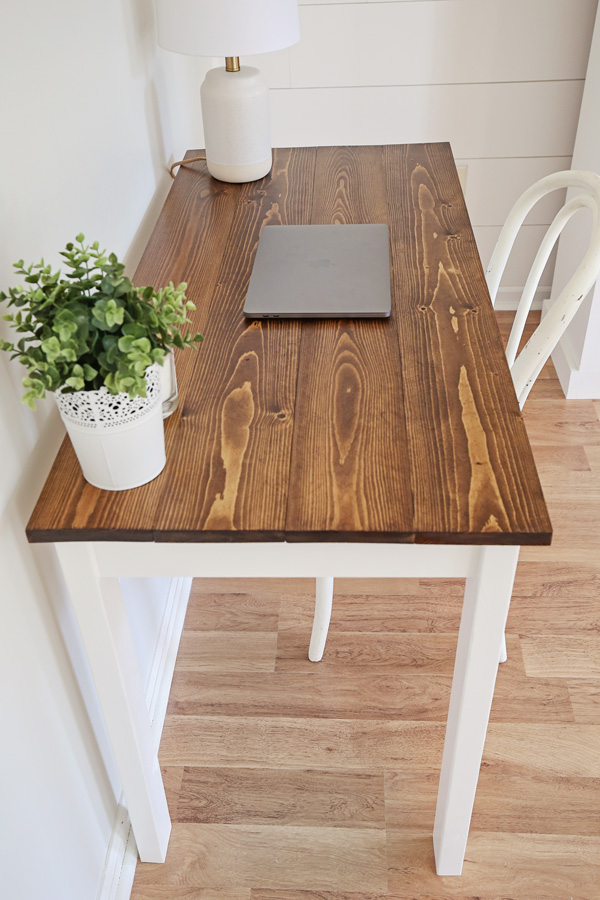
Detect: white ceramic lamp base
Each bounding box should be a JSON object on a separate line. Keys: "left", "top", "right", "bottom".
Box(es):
{"left": 200, "top": 65, "right": 272, "bottom": 183}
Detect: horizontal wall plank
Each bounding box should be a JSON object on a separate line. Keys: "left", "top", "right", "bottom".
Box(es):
{"left": 248, "top": 50, "right": 290, "bottom": 89}
{"left": 290, "top": 0, "right": 596, "bottom": 88}
{"left": 271, "top": 81, "right": 583, "bottom": 157}
{"left": 456, "top": 157, "right": 572, "bottom": 227}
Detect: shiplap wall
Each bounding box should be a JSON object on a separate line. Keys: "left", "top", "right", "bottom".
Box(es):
{"left": 252, "top": 0, "right": 597, "bottom": 305}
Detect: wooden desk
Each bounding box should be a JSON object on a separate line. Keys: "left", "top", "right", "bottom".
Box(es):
{"left": 27, "top": 144, "right": 551, "bottom": 875}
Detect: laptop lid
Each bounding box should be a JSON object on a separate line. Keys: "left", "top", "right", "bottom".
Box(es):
{"left": 243, "top": 224, "right": 391, "bottom": 319}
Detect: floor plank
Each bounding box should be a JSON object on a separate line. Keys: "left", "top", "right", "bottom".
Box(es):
{"left": 168, "top": 666, "right": 572, "bottom": 723}
{"left": 184, "top": 590, "right": 281, "bottom": 632}
{"left": 160, "top": 716, "right": 445, "bottom": 770}
{"left": 176, "top": 767, "right": 385, "bottom": 828}
{"left": 276, "top": 632, "right": 458, "bottom": 674}
{"left": 133, "top": 890, "right": 251, "bottom": 900}
{"left": 484, "top": 723, "right": 600, "bottom": 776}
{"left": 278, "top": 586, "right": 463, "bottom": 633}
{"left": 172, "top": 633, "right": 278, "bottom": 674}
{"left": 530, "top": 443, "right": 591, "bottom": 472}
{"left": 387, "top": 831, "right": 600, "bottom": 900}
{"left": 522, "top": 399, "right": 600, "bottom": 445}
{"left": 161, "top": 767, "right": 184, "bottom": 822}
{"left": 384, "top": 769, "right": 600, "bottom": 834}
{"left": 521, "top": 635, "right": 600, "bottom": 678}
{"left": 134, "top": 824, "right": 388, "bottom": 892}
{"left": 567, "top": 679, "right": 600, "bottom": 723}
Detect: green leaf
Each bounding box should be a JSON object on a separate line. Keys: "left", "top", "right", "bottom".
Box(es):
{"left": 132, "top": 337, "right": 151, "bottom": 353}
{"left": 83, "top": 364, "right": 98, "bottom": 381}
{"left": 76, "top": 232, "right": 85, "bottom": 243}
{"left": 22, "top": 391, "right": 37, "bottom": 410}
{"left": 40, "top": 335, "right": 62, "bottom": 362}
{"left": 122, "top": 323, "right": 146, "bottom": 338}
{"left": 65, "top": 374, "right": 85, "bottom": 390}
{"left": 118, "top": 335, "right": 135, "bottom": 353}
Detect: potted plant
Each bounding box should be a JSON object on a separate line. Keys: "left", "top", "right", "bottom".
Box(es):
{"left": 0, "top": 234, "right": 202, "bottom": 491}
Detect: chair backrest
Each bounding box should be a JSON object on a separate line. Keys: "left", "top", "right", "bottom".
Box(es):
{"left": 485, "top": 170, "right": 600, "bottom": 408}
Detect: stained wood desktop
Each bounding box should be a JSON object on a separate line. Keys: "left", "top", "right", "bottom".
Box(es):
{"left": 27, "top": 143, "right": 551, "bottom": 546}
{"left": 25, "top": 144, "right": 552, "bottom": 877}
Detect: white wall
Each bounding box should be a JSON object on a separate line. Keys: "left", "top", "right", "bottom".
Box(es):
{"left": 549, "top": 3, "right": 600, "bottom": 398}
{"left": 256, "top": 0, "right": 597, "bottom": 305}
{"left": 0, "top": 2, "right": 205, "bottom": 899}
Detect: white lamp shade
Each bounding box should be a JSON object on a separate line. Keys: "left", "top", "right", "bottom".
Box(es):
{"left": 155, "top": 0, "right": 300, "bottom": 58}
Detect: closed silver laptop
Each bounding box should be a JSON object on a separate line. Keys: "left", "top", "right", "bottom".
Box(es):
{"left": 243, "top": 224, "right": 391, "bottom": 319}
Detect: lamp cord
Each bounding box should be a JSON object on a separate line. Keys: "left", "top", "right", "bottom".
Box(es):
{"left": 169, "top": 156, "right": 206, "bottom": 179}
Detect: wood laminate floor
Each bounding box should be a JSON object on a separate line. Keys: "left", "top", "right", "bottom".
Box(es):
{"left": 132, "top": 313, "right": 600, "bottom": 900}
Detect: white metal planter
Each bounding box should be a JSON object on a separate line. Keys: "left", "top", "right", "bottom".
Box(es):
{"left": 55, "top": 364, "right": 166, "bottom": 491}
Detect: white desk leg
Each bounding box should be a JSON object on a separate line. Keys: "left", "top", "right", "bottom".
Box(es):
{"left": 433, "top": 545, "right": 519, "bottom": 875}
{"left": 309, "top": 577, "right": 334, "bottom": 662}
{"left": 55, "top": 542, "right": 171, "bottom": 863}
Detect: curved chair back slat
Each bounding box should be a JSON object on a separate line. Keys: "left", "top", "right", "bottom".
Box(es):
{"left": 485, "top": 170, "right": 600, "bottom": 407}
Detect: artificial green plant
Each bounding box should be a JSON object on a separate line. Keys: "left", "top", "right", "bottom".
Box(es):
{"left": 0, "top": 234, "right": 202, "bottom": 408}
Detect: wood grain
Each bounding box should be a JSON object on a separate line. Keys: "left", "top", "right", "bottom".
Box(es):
{"left": 384, "top": 144, "right": 551, "bottom": 543}
{"left": 384, "top": 769, "right": 600, "bottom": 834}
{"left": 278, "top": 585, "right": 463, "bottom": 633}
{"left": 523, "top": 399, "right": 600, "bottom": 446}
{"left": 161, "top": 767, "right": 184, "bottom": 822}
{"left": 176, "top": 767, "right": 385, "bottom": 828}
{"left": 27, "top": 144, "right": 551, "bottom": 545}
{"left": 133, "top": 824, "right": 387, "bottom": 892}
{"left": 387, "top": 831, "right": 600, "bottom": 900}
{"left": 275, "top": 632, "right": 458, "bottom": 674}
{"left": 567, "top": 679, "right": 600, "bottom": 723}
{"left": 153, "top": 148, "right": 316, "bottom": 541}
{"left": 159, "top": 716, "right": 444, "bottom": 770}
{"left": 184, "top": 588, "right": 280, "bottom": 632}
{"left": 521, "top": 636, "right": 600, "bottom": 678}
{"left": 172, "top": 633, "right": 278, "bottom": 674}
{"left": 484, "top": 724, "right": 600, "bottom": 777}
{"left": 167, "top": 668, "right": 572, "bottom": 723}
{"left": 133, "top": 891, "right": 250, "bottom": 900}
{"left": 285, "top": 146, "right": 413, "bottom": 539}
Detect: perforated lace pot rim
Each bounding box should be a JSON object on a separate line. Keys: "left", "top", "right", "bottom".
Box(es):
{"left": 54, "top": 363, "right": 162, "bottom": 432}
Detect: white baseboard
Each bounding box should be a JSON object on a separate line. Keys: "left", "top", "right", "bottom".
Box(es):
{"left": 97, "top": 576, "right": 192, "bottom": 900}
{"left": 493, "top": 286, "right": 547, "bottom": 311}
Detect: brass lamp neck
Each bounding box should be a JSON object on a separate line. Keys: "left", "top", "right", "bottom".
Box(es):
{"left": 225, "top": 57, "right": 240, "bottom": 72}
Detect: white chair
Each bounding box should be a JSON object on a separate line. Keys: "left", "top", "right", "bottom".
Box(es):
{"left": 308, "top": 170, "right": 600, "bottom": 664}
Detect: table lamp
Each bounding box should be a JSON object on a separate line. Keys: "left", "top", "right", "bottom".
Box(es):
{"left": 155, "top": 0, "right": 300, "bottom": 184}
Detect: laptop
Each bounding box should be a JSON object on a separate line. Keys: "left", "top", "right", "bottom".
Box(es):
{"left": 243, "top": 224, "right": 391, "bottom": 319}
